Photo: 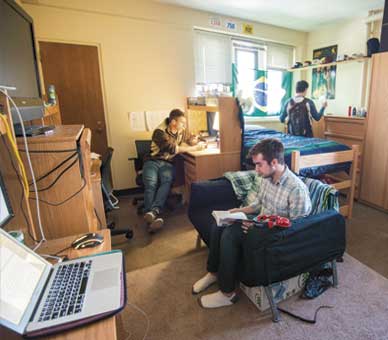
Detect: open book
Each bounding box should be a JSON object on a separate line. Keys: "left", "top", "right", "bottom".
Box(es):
{"left": 211, "top": 210, "right": 248, "bottom": 227}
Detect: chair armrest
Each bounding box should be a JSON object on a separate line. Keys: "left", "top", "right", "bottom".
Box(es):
{"left": 242, "top": 210, "right": 346, "bottom": 287}
{"left": 188, "top": 177, "right": 240, "bottom": 246}
{"left": 188, "top": 177, "right": 239, "bottom": 210}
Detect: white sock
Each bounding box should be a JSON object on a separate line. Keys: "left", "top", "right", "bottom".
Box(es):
{"left": 199, "top": 290, "right": 238, "bottom": 308}
{"left": 192, "top": 273, "right": 217, "bottom": 294}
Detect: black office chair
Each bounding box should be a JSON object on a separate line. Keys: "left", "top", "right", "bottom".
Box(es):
{"left": 128, "top": 140, "right": 182, "bottom": 215}
{"left": 101, "top": 147, "right": 133, "bottom": 239}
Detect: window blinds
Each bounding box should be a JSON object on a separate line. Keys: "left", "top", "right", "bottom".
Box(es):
{"left": 194, "top": 29, "right": 294, "bottom": 83}
{"left": 194, "top": 30, "right": 232, "bottom": 84}
{"left": 266, "top": 43, "right": 294, "bottom": 69}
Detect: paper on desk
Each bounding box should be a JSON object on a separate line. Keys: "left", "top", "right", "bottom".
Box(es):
{"left": 145, "top": 111, "right": 168, "bottom": 131}
{"left": 129, "top": 111, "right": 147, "bottom": 131}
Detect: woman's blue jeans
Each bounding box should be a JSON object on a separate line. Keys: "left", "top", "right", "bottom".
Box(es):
{"left": 142, "top": 159, "right": 175, "bottom": 213}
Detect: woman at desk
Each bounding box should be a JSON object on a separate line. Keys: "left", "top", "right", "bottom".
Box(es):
{"left": 143, "top": 109, "right": 205, "bottom": 232}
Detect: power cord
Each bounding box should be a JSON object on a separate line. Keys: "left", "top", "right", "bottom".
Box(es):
{"left": 29, "top": 180, "right": 87, "bottom": 206}
{"left": 29, "top": 151, "right": 78, "bottom": 186}
{"left": 30, "top": 155, "right": 79, "bottom": 192}
{"left": 0, "top": 87, "right": 46, "bottom": 249}
{"left": 123, "top": 302, "right": 150, "bottom": 340}
{"left": 40, "top": 253, "right": 64, "bottom": 263}
{"left": 1, "top": 135, "right": 39, "bottom": 242}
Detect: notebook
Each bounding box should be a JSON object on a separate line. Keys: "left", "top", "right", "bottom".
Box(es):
{"left": 0, "top": 228, "right": 126, "bottom": 338}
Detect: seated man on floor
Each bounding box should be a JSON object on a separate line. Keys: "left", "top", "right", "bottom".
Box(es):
{"left": 192, "top": 138, "right": 312, "bottom": 308}
{"left": 143, "top": 109, "right": 205, "bottom": 233}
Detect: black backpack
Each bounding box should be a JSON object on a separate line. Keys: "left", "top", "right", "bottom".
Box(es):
{"left": 288, "top": 98, "right": 312, "bottom": 137}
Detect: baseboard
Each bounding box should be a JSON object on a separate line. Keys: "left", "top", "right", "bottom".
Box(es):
{"left": 114, "top": 187, "right": 143, "bottom": 197}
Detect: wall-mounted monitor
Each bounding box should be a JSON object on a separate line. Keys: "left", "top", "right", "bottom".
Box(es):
{"left": 0, "top": 0, "right": 44, "bottom": 123}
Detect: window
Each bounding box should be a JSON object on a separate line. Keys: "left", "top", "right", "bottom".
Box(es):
{"left": 194, "top": 29, "right": 294, "bottom": 116}
{"left": 267, "top": 69, "right": 285, "bottom": 115}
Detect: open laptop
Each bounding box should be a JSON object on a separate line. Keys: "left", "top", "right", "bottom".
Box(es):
{"left": 0, "top": 228, "right": 126, "bottom": 338}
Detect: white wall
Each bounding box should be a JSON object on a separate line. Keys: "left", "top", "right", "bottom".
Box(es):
{"left": 305, "top": 18, "right": 372, "bottom": 116}
{"left": 20, "top": 0, "right": 307, "bottom": 189}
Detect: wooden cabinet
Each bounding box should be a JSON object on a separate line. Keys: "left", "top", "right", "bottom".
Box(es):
{"left": 359, "top": 52, "right": 388, "bottom": 210}
{"left": 17, "top": 125, "right": 100, "bottom": 239}
{"left": 323, "top": 116, "right": 366, "bottom": 198}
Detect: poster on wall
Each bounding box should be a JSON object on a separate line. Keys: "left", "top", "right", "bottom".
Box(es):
{"left": 224, "top": 19, "right": 237, "bottom": 31}
{"left": 242, "top": 23, "right": 254, "bottom": 35}
{"left": 209, "top": 16, "right": 222, "bottom": 28}
{"left": 311, "top": 45, "right": 337, "bottom": 99}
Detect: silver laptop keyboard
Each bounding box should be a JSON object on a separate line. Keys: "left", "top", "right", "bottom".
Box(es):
{"left": 38, "top": 260, "right": 92, "bottom": 322}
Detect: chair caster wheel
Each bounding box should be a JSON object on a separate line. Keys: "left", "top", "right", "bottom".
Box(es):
{"left": 125, "top": 230, "right": 134, "bottom": 239}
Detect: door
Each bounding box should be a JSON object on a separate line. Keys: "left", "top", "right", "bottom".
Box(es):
{"left": 39, "top": 42, "right": 109, "bottom": 156}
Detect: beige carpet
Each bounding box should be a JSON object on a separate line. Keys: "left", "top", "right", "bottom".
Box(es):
{"left": 117, "top": 251, "right": 388, "bottom": 340}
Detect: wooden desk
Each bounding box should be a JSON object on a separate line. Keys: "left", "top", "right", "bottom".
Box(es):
{"left": 90, "top": 158, "right": 107, "bottom": 227}
{"left": 185, "top": 97, "right": 241, "bottom": 201}
{"left": 182, "top": 146, "right": 240, "bottom": 200}
{"left": 0, "top": 229, "right": 117, "bottom": 340}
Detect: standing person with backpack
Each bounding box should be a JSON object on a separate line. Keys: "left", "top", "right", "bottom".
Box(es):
{"left": 279, "top": 80, "right": 327, "bottom": 137}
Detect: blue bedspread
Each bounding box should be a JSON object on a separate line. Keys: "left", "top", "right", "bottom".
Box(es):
{"left": 242, "top": 127, "right": 351, "bottom": 177}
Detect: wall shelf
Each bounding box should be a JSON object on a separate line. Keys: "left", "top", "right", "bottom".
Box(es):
{"left": 187, "top": 105, "right": 219, "bottom": 112}
{"left": 288, "top": 56, "right": 370, "bottom": 72}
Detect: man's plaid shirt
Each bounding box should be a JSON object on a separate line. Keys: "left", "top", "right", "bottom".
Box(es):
{"left": 248, "top": 166, "right": 311, "bottom": 219}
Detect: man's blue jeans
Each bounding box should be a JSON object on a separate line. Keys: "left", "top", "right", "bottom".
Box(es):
{"left": 142, "top": 159, "right": 175, "bottom": 213}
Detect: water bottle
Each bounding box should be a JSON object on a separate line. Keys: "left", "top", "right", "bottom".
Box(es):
{"left": 48, "top": 85, "right": 57, "bottom": 105}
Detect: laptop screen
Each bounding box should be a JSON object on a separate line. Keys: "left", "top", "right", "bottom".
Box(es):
{"left": 0, "top": 229, "right": 49, "bottom": 329}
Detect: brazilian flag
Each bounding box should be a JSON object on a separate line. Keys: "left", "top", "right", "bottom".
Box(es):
{"left": 232, "top": 63, "right": 292, "bottom": 117}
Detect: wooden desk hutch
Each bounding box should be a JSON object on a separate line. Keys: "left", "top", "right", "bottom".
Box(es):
{"left": 184, "top": 97, "right": 241, "bottom": 199}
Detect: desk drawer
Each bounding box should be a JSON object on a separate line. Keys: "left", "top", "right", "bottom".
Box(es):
{"left": 184, "top": 160, "right": 197, "bottom": 180}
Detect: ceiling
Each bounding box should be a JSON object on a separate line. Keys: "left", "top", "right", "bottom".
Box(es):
{"left": 156, "top": 0, "right": 384, "bottom": 31}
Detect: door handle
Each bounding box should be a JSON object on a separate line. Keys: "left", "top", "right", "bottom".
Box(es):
{"left": 96, "top": 121, "right": 104, "bottom": 133}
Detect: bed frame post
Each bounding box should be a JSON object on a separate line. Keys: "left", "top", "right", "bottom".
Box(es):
{"left": 346, "top": 145, "right": 359, "bottom": 219}
{"left": 291, "top": 151, "right": 300, "bottom": 174}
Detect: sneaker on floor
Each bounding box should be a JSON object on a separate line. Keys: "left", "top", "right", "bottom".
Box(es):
{"left": 144, "top": 210, "right": 157, "bottom": 224}
{"left": 192, "top": 273, "right": 217, "bottom": 294}
{"left": 199, "top": 290, "right": 238, "bottom": 309}
{"left": 148, "top": 217, "right": 164, "bottom": 233}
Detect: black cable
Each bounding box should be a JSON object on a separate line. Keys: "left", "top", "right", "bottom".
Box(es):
{"left": 19, "top": 148, "right": 77, "bottom": 153}
{"left": 278, "top": 305, "right": 333, "bottom": 324}
{"left": 29, "top": 180, "right": 87, "bottom": 206}
{"left": 53, "top": 245, "right": 72, "bottom": 256}
{"left": 29, "top": 151, "right": 78, "bottom": 186}
{"left": 30, "top": 156, "right": 79, "bottom": 192}
{"left": 1, "top": 136, "right": 39, "bottom": 242}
